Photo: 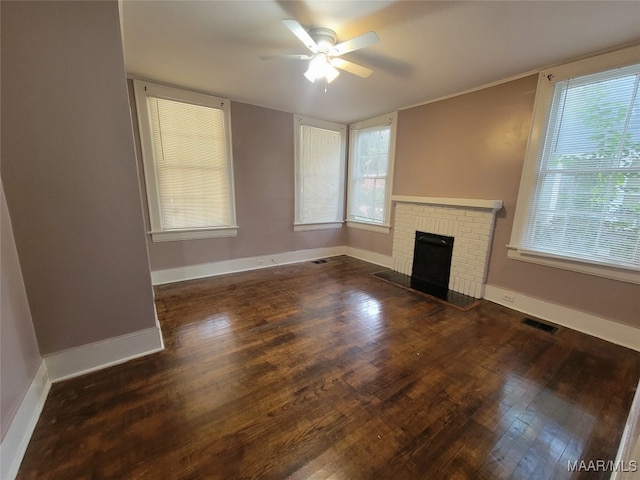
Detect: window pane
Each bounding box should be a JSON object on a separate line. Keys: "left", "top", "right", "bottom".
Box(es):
{"left": 550, "top": 74, "right": 638, "bottom": 168}
{"left": 354, "top": 178, "right": 377, "bottom": 221}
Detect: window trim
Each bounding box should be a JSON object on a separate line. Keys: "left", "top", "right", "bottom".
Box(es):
{"left": 133, "top": 80, "right": 238, "bottom": 242}
{"left": 293, "top": 222, "right": 343, "bottom": 232}
{"left": 346, "top": 111, "right": 398, "bottom": 234}
{"left": 345, "top": 221, "right": 391, "bottom": 234}
{"left": 508, "top": 46, "right": 640, "bottom": 284}
{"left": 293, "top": 114, "right": 347, "bottom": 232}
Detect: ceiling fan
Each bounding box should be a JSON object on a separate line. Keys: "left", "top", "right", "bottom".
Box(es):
{"left": 260, "top": 19, "right": 379, "bottom": 84}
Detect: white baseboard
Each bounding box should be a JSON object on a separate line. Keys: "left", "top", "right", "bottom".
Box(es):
{"left": 151, "top": 246, "right": 347, "bottom": 285}
{"left": 44, "top": 326, "right": 164, "bottom": 382}
{"left": 0, "top": 360, "right": 51, "bottom": 480}
{"left": 345, "top": 246, "right": 393, "bottom": 268}
{"left": 484, "top": 284, "right": 640, "bottom": 352}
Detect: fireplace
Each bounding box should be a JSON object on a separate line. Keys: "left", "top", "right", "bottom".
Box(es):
{"left": 411, "top": 232, "right": 454, "bottom": 298}
{"left": 390, "top": 196, "right": 503, "bottom": 299}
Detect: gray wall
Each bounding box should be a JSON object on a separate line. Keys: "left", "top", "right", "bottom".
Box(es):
{"left": 1, "top": 1, "right": 157, "bottom": 355}
{"left": 128, "top": 85, "right": 347, "bottom": 271}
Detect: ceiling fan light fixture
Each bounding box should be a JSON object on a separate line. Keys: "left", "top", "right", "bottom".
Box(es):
{"left": 325, "top": 64, "right": 340, "bottom": 83}
{"left": 304, "top": 53, "right": 339, "bottom": 83}
{"left": 303, "top": 65, "right": 317, "bottom": 83}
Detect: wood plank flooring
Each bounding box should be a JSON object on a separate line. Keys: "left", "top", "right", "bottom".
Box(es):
{"left": 16, "top": 256, "right": 640, "bottom": 479}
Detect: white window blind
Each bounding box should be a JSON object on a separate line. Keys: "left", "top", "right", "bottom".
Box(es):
{"left": 522, "top": 63, "right": 640, "bottom": 269}
{"left": 133, "top": 80, "right": 237, "bottom": 242}
{"left": 148, "top": 97, "right": 232, "bottom": 230}
{"left": 299, "top": 125, "right": 342, "bottom": 223}
{"left": 294, "top": 115, "right": 346, "bottom": 230}
{"left": 348, "top": 123, "right": 392, "bottom": 225}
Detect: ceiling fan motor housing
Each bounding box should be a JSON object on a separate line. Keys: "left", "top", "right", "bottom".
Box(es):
{"left": 309, "top": 27, "right": 337, "bottom": 52}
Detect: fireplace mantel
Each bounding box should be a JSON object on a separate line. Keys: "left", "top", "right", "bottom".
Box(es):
{"left": 392, "top": 195, "right": 502, "bottom": 212}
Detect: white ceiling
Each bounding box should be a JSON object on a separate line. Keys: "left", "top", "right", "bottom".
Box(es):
{"left": 121, "top": 0, "right": 640, "bottom": 124}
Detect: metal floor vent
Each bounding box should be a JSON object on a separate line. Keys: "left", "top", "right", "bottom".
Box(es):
{"left": 311, "top": 259, "right": 327, "bottom": 264}
{"left": 521, "top": 317, "right": 559, "bottom": 334}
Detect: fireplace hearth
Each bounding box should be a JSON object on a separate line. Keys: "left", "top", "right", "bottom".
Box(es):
{"left": 373, "top": 269, "right": 479, "bottom": 310}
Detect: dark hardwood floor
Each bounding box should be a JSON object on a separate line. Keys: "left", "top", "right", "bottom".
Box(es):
{"left": 17, "top": 256, "right": 640, "bottom": 479}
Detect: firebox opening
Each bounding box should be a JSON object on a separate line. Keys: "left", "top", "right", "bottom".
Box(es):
{"left": 409, "top": 231, "right": 454, "bottom": 300}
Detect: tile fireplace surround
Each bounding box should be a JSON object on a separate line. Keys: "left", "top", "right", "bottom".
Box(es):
{"left": 391, "top": 196, "right": 503, "bottom": 299}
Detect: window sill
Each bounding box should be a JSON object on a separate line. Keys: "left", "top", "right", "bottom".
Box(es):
{"left": 507, "top": 246, "right": 640, "bottom": 285}
{"left": 150, "top": 226, "right": 238, "bottom": 242}
{"left": 294, "top": 222, "right": 344, "bottom": 232}
{"left": 346, "top": 221, "right": 391, "bottom": 234}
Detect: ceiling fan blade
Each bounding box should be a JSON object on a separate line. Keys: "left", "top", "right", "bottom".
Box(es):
{"left": 330, "top": 58, "right": 373, "bottom": 78}
{"left": 258, "top": 53, "right": 313, "bottom": 61}
{"left": 282, "top": 19, "right": 318, "bottom": 53}
{"left": 330, "top": 31, "right": 379, "bottom": 56}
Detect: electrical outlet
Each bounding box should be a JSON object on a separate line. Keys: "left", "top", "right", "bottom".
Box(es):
{"left": 256, "top": 258, "right": 265, "bottom": 266}
{"left": 41, "top": 371, "right": 50, "bottom": 386}
{"left": 502, "top": 294, "right": 515, "bottom": 303}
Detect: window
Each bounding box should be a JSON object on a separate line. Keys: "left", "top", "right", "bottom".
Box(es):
{"left": 133, "top": 81, "right": 237, "bottom": 242}
{"left": 294, "top": 115, "right": 346, "bottom": 231}
{"left": 509, "top": 46, "right": 640, "bottom": 284}
{"left": 347, "top": 112, "right": 398, "bottom": 233}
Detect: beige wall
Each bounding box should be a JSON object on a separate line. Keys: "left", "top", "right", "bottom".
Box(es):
{"left": 1, "top": 182, "right": 42, "bottom": 441}
{"left": 385, "top": 74, "right": 639, "bottom": 327}
{"left": 128, "top": 85, "right": 346, "bottom": 271}
{"left": 346, "top": 224, "right": 393, "bottom": 256}
{"left": 1, "top": 1, "right": 157, "bottom": 354}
